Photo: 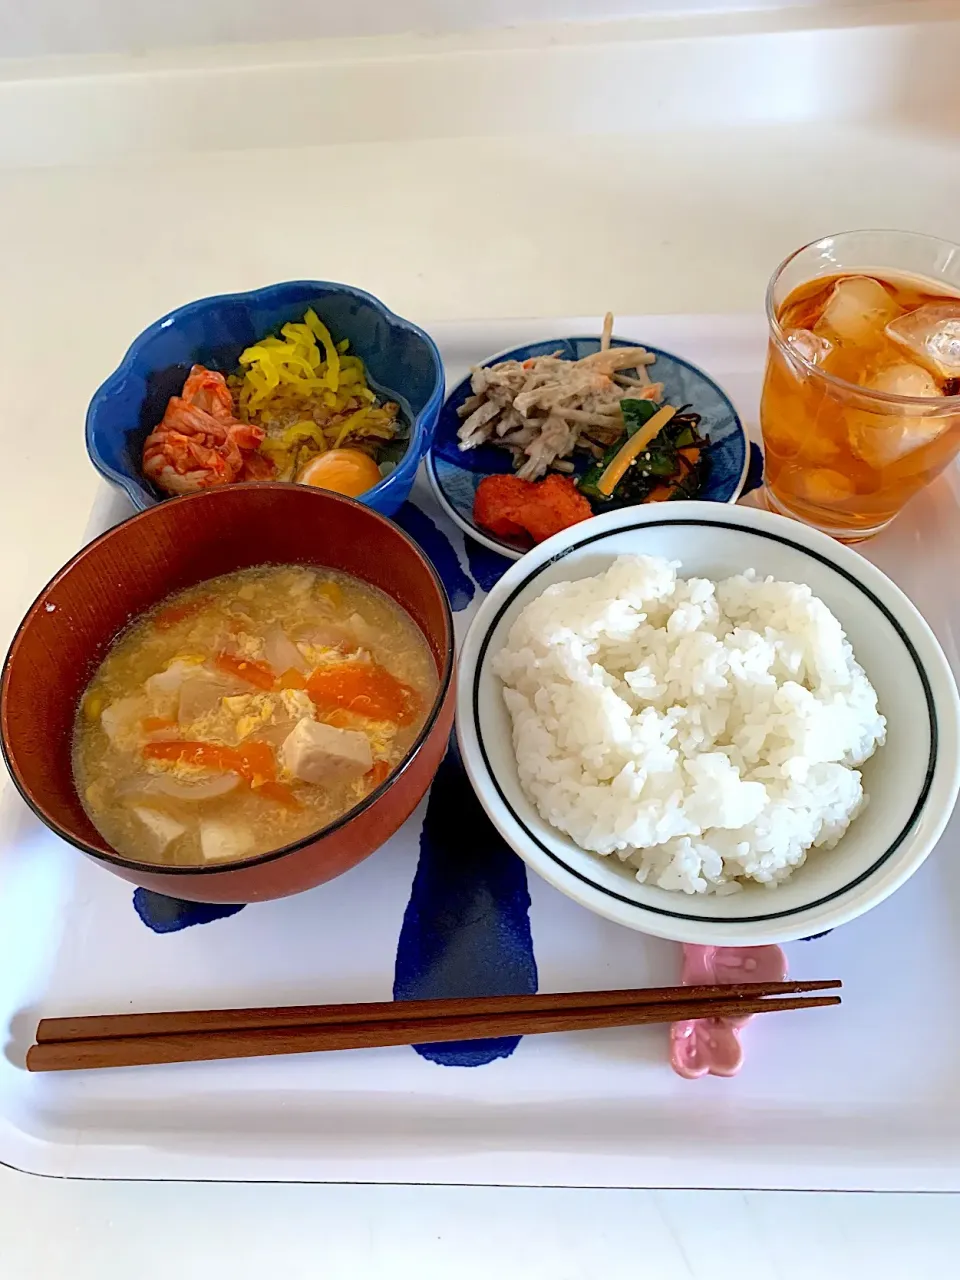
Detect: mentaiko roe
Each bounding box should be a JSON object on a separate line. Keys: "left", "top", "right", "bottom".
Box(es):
{"left": 473, "top": 473, "right": 593, "bottom": 543}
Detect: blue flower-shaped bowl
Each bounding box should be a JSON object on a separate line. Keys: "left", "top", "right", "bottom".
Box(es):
{"left": 427, "top": 335, "right": 751, "bottom": 558}
{"left": 86, "top": 281, "right": 444, "bottom": 516}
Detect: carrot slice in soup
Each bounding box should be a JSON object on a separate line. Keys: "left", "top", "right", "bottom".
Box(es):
{"left": 277, "top": 667, "right": 308, "bottom": 690}
{"left": 144, "top": 740, "right": 240, "bottom": 774}
{"left": 153, "top": 596, "right": 212, "bottom": 630}
{"left": 233, "top": 741, "right": 277, "bottom": 784}
{"left": 307, "top": 661, "right": 419, "bottom": 725}
{"left": 365, "top": 759, "right": 392, "bottom": 789}
{"left": 214, "top": 652, "right": 276, "bottom": 690}
{"left": 254, "top": 779, "right": 301, "bottom": 809}
{"left": 141, "top": 715, "right": 176, "bottom": 733}
{"left": 143, "top": 739, "right": 277, "bottom": 785}
{"left": 322, "top": 708, "right": 358, "bottom": 729}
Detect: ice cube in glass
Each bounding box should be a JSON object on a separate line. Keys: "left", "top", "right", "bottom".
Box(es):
{"left": 886, "top": 302, "right": 960, "bottom": 380}
{"left": 815, "top": 276, "right": 901, "bottom": 346}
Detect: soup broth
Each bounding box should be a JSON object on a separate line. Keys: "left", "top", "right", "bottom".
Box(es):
{"left": 73, "top": 565, "right": 437, "bottom": 866}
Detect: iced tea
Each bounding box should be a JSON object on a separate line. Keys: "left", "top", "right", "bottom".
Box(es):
{"left": 760, "top": 235, "right": 960, "bottom": 540}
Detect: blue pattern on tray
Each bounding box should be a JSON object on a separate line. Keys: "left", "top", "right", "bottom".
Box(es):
{"left": 394, "top": 738, "right": 538, "bottom": 1066}
{"left": 392, "top": 501, "right": 475, "bottom": 611}
{"left": 744, "top": 440, "right": 764, "bottom": 495}
{"left": 463, "top": 537, "right": 514, "bottom": 592}
{"left": 133, "top": 888, "right": 246, "bottom": 933}
{"left": 428, "top": 336, "right": 748, "bottom": 556}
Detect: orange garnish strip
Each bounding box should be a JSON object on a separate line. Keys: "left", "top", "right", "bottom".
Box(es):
{"left": 141, "top": 715, "right": 177, "bottom": 733}
{"left": 143, "top": 739, "right": 275, "bottom": 785}
{"left": 306, "top": 661, "right": 418, "bottom": 725}
{"left": 214, "top": 652, "right": 277, "bottom": 690}
{"left": 278, "top": 668, "right": 307, "bottom": 690}
{"left": 255, "top": 779, "right": 301, "bottom": 809}
{"left": 153, "top": 596, "right": 212, "bottom": 630}
{"left": 365, "top": 760, "right": 391, "bottom": 789}
{"left": 142, "top": 739, "right": 302, "bottom": 807}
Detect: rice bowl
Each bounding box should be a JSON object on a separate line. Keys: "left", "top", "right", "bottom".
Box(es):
{"left": 493, "top": 554, "right": 886, "bottom": 896}
{"left": 456, "top": 502, "right": 960, "bottom": 945}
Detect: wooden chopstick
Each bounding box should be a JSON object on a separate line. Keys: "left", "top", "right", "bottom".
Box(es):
{"left": 27, "top": 986, "right": 841, "bottom": 1072}
{"left": 35, "top": 980, "right": 840, "bottom": 1044}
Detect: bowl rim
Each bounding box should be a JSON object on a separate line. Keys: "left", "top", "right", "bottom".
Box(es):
{"left": 427, "top": 333, "right": 751, "bottom": 561}
{"left": 455, "top": 499, "right": 960, "bottom": 945}
{"left": 0, "top": 484, "right": 455, "bottom": 877}
{"left": 84, "top": 279, "right": 445, "bottom": 511}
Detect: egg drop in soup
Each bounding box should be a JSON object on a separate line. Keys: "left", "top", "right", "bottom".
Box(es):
{"left": 72, "top": 566, "right": 437, "bottom": 866}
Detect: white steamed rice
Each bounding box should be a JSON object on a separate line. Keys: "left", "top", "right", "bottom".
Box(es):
{"left": 493, "top": 554, "right": 886, "bottom": 894}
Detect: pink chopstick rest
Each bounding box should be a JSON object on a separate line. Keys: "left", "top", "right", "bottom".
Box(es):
{"left": 669, "top": 943, "right": 788, "bottom": 1080}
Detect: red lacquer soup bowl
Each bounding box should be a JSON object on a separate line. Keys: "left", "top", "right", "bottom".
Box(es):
{"left": 0, "top": 484, "right": 455, "bottom": 902}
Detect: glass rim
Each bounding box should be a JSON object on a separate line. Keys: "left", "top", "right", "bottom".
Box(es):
{"left": 765, "top": 229, "right": 960, "bottom": 409}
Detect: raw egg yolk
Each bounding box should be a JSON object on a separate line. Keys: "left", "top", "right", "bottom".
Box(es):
{"left": 297, "top": 449, "right": 382, "bottom": 497}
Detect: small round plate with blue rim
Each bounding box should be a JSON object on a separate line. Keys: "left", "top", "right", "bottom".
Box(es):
{"left": 426, "top": 335, "right": 753, "bottom": 559}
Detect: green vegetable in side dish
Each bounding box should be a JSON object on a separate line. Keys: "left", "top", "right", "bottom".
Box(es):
{"left": 622, "top": 398, "right": 661, "bottom": 436}
{"left": 577, "top": 399, "right": 709, "bottom": 509}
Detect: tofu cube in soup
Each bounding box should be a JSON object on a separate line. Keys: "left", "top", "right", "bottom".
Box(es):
{"left": 200, "top": 819, "right": 255, "bottom": 864}
{"left": 131, "top": 806, "right": 187, "bottom": 852}
{"left": 72, "top": 565, "right": 436, "bottom": 867}
{"left": 281, "top": 719, "right": 373, "bottom": 786}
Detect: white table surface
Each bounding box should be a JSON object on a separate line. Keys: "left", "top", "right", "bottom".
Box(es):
{"left": 2, "top": 1178, "right": 959, "bottom": 1278}
{"left": 3, "top": 6, "right": 960, "bottom": 1274}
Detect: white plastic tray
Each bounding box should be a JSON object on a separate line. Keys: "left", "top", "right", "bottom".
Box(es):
{"left": 2, "top": 314, "right": 959, "bottom": 1190}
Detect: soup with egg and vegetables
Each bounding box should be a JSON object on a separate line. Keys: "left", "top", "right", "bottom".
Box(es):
{"left": 72, "top": 565, "right": 437, "bottom": 866}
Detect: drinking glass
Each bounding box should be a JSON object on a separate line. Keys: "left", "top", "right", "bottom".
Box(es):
{"left": 760, "top": 229, "right": 960, "bottom": 541}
